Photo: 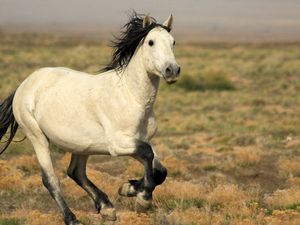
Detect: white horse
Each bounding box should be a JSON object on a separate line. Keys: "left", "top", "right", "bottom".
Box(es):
{"left": 0, "top": 12, "right": 180, "bottom": 224}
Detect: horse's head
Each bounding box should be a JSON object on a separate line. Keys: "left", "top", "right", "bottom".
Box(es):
{"left": 102, "top": 12, "right": 181, "bottom": 84}
{"left": 141, "top": 15, "right": 181, "bottom": 84}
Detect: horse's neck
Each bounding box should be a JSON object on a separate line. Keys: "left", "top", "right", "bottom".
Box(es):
{"left": 123, "top": 50, "right": 160, "bottom": 109}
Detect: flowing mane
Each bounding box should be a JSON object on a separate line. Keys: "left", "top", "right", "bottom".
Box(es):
{"left": 102, "top": 12, "right": 171, "bottom": 72}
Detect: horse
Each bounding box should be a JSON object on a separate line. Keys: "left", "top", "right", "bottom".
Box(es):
{"left": 0, "top": 12, "right": 180, "bottom": 224}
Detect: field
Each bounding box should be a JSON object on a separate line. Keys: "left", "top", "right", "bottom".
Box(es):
{"left": 1, "top": 32, "right": 300, "bottom": 225}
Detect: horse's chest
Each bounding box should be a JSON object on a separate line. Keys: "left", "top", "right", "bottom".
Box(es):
{"left": 113, "top": 107, "right": 156, "bottom": 141}
{"left": 101, "top": 88, "right": 157, "bottom": 141}
{"left": 138, "top": 112, "right": 157, "bottom": 141}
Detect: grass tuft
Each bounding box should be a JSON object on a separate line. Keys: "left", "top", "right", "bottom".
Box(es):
{"left": 156, "top": 197, "right": 205, "bottom": 211}
{"left": 0, "top": 218, "right": 22, "bottom": 225}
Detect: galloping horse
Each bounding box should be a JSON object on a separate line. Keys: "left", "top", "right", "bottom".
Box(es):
{"left": 0, "top": 12, "right": 180, "bottom": 224}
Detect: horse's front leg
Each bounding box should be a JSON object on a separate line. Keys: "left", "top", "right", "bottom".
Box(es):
{"left": 134, "top": 142, "right": 155, "bottom": 212}
{"left": 118, "top": 143, "right": 167, "bottom": 211}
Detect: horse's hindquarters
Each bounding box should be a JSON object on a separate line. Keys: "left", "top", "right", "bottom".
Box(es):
{"left": 13, "top": 67, "right": 111, "bottom": 155}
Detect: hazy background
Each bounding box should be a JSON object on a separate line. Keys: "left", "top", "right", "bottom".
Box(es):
{"left": 1, "top": 0, "right": 300, "bottom": 42}
{"left": 2, "top": 1, "right": 300, "bottom": 225}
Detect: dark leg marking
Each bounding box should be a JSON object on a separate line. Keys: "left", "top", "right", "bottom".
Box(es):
{"left": 120, "top": 142, "right": 157, "bottom": 212}
{"left": 135, "top": 142, "right": 156, "bottom": 200}
{"left": 119, "top": 158, "right": 167, "bottom": 197}
{"left": 153, "top": 158, "right": 168, "bottom": 185}
{"left": 67, "top": 154, "right": 116, "bottom": 220}
{"left": 119, "top": 158, "right": 168, "bottom": 197}
{"left": 42, "top": 171, "right": 79, "bottom": 225}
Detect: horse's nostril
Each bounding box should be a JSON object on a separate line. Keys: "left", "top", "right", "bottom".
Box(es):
{"left": 166, "top": 67, "right": 172, "bottom": 75}
{"left": 177, "top": 66, "right": 181, "bottom": 75}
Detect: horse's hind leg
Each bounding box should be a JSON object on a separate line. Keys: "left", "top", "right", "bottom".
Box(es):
{"left": 30, "top": 138, "right": 79, "bottom": 224}
{"left": 67, "top": 154, "right": 116, "bottom": 221}
{"left": 119, "top": 157, "right": 167, "bottom": 197}
{"left": 15, "top": 111, "right": 80, "bottom": 225}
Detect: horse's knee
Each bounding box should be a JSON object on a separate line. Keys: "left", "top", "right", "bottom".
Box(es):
{"left": 153, "top": 160, "right": 167, "bottom": 185}
{"left": 136, "top": 142, "right": 154, "bottom": 161}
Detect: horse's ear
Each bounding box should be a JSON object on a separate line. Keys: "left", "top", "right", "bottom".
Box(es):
{"left": 143, "top": 14, "right": 152, "bottom": 28}
{"left": 163, "top": 14, "right": 173, "bottom": 31}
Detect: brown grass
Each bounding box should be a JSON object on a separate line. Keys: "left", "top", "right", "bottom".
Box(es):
{"left": 207, "top": 184, "right": 247, "bottom": 206}
{"left": 279, "top": 158, "right": 300, "bottom": 177}
{"left": 232, "top": 147, "right": 261, "bottom": 167}
{"left": 0, "top": 159, "right": 23, "bottom": 190}
{"left": 264, "top": 188, "right": 300, "bottom": 209}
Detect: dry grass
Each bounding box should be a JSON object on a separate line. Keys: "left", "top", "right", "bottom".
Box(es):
{"left": 232, "top": 147, "right": 261, "bottom": 167}
{"left": 279, "top": 158, "right": 300, "bottom": 177}
{"left": 207, "top": 184, "right": 247, "bottom": 206}
{"left": 1, "top": 33, "right": 300, "bottom": 224}
{"left": 264, "top": 188, "right": 300, "bottom": 209}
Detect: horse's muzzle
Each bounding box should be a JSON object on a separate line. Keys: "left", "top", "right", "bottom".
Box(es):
{"left": 164, "top": 64, "right": 181, "bottom": 84}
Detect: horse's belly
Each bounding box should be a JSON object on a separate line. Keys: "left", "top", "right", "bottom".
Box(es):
{"left": 37, "top": 114, "right": 109, "bottom": 154}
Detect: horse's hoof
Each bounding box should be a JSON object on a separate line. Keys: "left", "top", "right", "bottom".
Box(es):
{"left": 118, "top": 182, "right": 137, "bottom": 197}
{"left": 100, "top": 206, "right": 117, "bottom": 221}
{"left": 135, "top": 195, "right": 152, "bottom": 213}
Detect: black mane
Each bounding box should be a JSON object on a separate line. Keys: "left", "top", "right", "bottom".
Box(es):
{"left": 102, "top": 12, "right": 170, "bottom": 72}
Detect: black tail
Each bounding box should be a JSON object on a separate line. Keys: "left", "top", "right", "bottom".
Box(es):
{"left": 0, "top": 91, "right": 19, "bottom": 155}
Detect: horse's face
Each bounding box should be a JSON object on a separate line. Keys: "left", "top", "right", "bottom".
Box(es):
{"left": 141, "top": 15, "right": 181, "bottom": 84}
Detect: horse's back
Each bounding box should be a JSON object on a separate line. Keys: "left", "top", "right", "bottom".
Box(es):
{"left": 14, "top": 67, "right": 89, "bottom": 112}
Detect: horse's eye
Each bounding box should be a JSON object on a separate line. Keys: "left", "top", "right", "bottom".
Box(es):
{"left": 148, "top": 40, "right": 154, "bottom": 46}
{"left": 173, "top": 40, "right": 176, "bottom": 46}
